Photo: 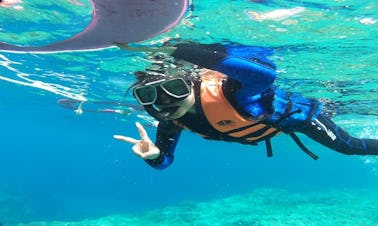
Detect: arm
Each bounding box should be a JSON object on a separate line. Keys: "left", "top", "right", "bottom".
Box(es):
{"left": 145, "top": 120, "right": 182, "bottom": 169}
{"left": 115, "top": 42, "right": 276, "bottom": 94}
{"left": 171, "top": 43, "right": 277, "bottom": 94}
{"left": 113, "top": 121, "right": 182, "bottom": 170}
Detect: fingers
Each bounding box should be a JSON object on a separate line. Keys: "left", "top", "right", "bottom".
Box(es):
{"left": 132, "top": 145, "right": 144, "bottom": 157}
{"left": 115, "top": 135, "right": 146, "bottom": 158}
{"left": 132, "top": 145, "right": 160, "bottom": 160}
{"left": 113, "top": 135, "right": 138, "bottom": 144}
{"left": 132, "top": 145, "right": 151, "bottom": 159}
{"left": 113, "top": 121, "right": 149, "bottom": 143}
{"left": 114, "top": 122, "right": 155, "bottom": 160}
{"left": 135, "top": 122, "right": 150, "bottom": 141}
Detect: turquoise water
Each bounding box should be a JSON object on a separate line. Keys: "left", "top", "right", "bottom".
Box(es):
{"left": 0, "top": 0, "right": 377, "bottom": 225}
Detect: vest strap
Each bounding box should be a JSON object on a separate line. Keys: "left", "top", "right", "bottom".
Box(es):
{"left": 290, "top": 133, "right": 319, "bottom": 160}
{"left": 265, "top": 139, "right": 273, "bottom": 157}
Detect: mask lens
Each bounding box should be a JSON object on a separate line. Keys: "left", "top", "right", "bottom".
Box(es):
{"left": 161, "top": 78, "right": 190, "bottom": 98}
{"left": 134, "top": 86, "right": 157, "bottom": 105}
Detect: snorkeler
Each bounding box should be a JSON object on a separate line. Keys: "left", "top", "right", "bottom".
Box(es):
{"left": 113, "top": 41, "right": 378, "bottom": 170}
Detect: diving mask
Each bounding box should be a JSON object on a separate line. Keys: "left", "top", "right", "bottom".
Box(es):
{"left": 133, "top": 77, "right": 191, "bottom": 106}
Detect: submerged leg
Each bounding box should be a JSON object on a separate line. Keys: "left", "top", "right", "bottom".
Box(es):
{"left": 300, "top": 114, "right": 378, "bottom": 155}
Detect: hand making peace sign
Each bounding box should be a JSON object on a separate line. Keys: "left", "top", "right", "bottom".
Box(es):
{"left": 113, "top": 122, "right": 160, "bottom": 160}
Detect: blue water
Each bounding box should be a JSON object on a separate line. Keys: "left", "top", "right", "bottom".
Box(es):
{"left": 0, "top": 0, "right": 377, "bottom": 224}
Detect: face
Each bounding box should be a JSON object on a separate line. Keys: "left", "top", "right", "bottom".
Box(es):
{"left": 133, "top": 77, "right": 195, "bottom": 119}
{"left": 155, "top": 87, "right": 195, "bottom": 119}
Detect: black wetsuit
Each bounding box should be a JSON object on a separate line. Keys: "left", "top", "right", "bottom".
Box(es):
{"left": 144, "top": 43, "right": 378, "bottom": 169}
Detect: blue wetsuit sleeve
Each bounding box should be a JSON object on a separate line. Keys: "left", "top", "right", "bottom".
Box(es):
{"left": 225, "top": 45, "right": 276, "bottom": 69}
{"left": 145, "top": 120, "right": 182, "bottom": 170}
{"left": 213, "top": 56, "right": 276, "bottom": 95}
{"left": 171, "top": 43, "right": 277, "bottom": 95}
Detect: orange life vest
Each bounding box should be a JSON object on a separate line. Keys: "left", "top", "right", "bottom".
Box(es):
{"left": 199, "top": 70, "right": 280, "bottom": 143}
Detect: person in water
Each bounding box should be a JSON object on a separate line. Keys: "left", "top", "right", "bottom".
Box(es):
{"left": 113, "top": 41, "right": 378, "bottom": 170}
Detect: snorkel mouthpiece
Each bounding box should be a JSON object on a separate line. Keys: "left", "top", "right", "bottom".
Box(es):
{"left": 145, "top": 105, "right": 178, "bottom": 121}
